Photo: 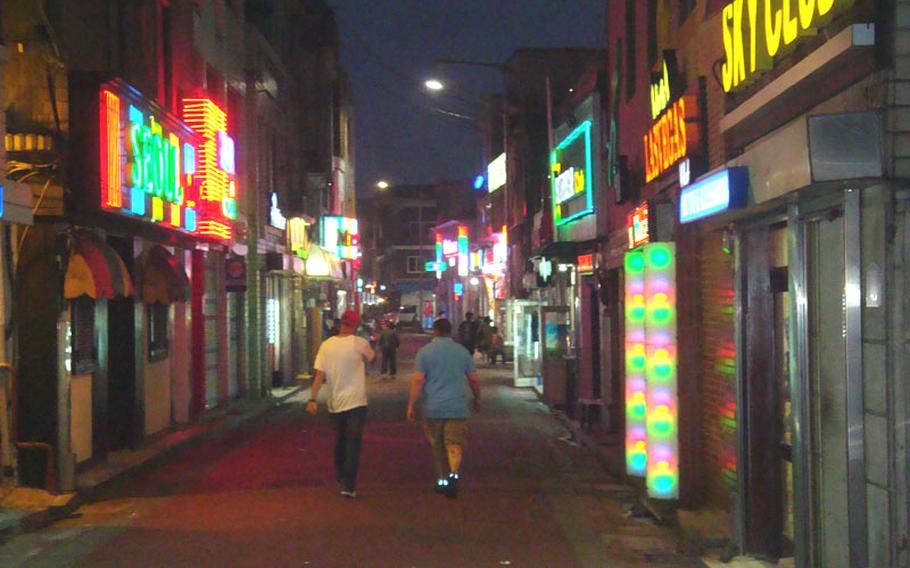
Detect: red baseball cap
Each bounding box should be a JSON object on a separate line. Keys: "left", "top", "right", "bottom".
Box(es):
{"left": 340, "top": 310, "right": 360, "bottom": 328}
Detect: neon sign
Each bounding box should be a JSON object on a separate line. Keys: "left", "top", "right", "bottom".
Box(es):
{"left": 650, "top": 55, "right": 680, "bottom": 120}
{"left": 627, "top": 202, "right": 651, "bottom": 248}
{"left": 624, "top": 250, "right": 648, "bottom": 477}
{"left": 288, "top": 217, "right": 309, "bottom": 254}
{"left": 457, "top": 225, "right": 469, "bottom": 277}
{"left": 182, "top": 97, "right": 238, "bottom": 240}
{"left": 644, "top": 243, "right": 677, "bottom": 499}
{"left": 624, "top": 243, "right": 678, "bottom": 499}
{"left": 322, "top": 216, "right": 360, "bottom": 260}
{"left": 487, "top": 153, "right": 506, "bottom": 192}
{"left": 100, "top": 83, "right": 205, "bottom": 235}
{"left": 679, "top": 168, "right": 749, "bottom": 223}
{"left": 644, "top": 96, "right": 697, "bottom": 183}
{"left": 577, "top": 254, "right": 594, "bottom": 274}
{"left": 442, "top": 239, "right": 458, "bottom": 257}
{"left": 721, "top": 0, "right": 848, "bottom": 93}
{"left": 551, "top": 120, "right": 594, "bottom": 226}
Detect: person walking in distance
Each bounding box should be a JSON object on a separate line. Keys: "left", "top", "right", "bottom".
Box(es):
{"left": 307, "top": 310, "right": 375, "bottom": 498}
{"left": 407, "top": 318, "right": 481, "bottom": 498}
{"left": 457, "top": 312, "right": 479, "bottom": 356}
{"left": 377, "top": 321, "right": 400, "bottom": 379}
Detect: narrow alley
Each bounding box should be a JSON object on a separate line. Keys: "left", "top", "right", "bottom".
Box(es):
{"left": 0, "top": 334, "right": 694, "bottom": 568}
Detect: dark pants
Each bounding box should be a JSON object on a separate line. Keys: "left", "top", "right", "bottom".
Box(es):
{"left": 488, "top": 348, "right": 505, "bottom": 364}
{"left": 330, "top": 406, "right": 368, "bottom": 492}
{"left": 381, "top": 349, "right": 397, "bottom": 376}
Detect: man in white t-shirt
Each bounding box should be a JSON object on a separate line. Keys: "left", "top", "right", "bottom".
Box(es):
{"left": 307, "top": 310, "right": 375, "bottom": 498}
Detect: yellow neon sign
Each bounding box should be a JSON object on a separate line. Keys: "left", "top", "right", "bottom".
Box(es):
{"left": 721, "top": 0, "right": 852, "bottom": 93}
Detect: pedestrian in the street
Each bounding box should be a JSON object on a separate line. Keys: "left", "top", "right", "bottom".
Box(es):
{"left": 476, "top": 316, "right": 493, "bottom": 362}
{"left": 377, "top": 321, "right": 400, "bottom": 380}
{"left": 326, "top": 317, "right": 341, "bottom": 338}
{"left": 488, "top": 326, "right": 506, "bottom": 365}
{"left": 457, "top": 311, "right": 479, "bottom": 356}
{"left": 407, "top": 318, "right": 481, "bottom": 498}
{"left": 307, "top": 310, "right": 375, "bottom": 498}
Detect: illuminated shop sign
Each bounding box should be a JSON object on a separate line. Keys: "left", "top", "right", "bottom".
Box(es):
{"left": 322, "top": 216, "right": 360, "bottom": 260}
{"left": 627, "top": 202, "right": 651, "bottom": 249}
{"left": 269, "top": 193, "right": 287, "bottom": 230}
{"left": 481, "top": 226, "right": 508, "bottom": 279}
{"left": 577, "top": 254, "right": 594, "bottom": 274}
{"left": 288, "top": 217, "right": 309, "bottom": 254}
{"left": 721, "top": 0, "right": 848, "bottom": 93}
{"left": 457, "top": 225, "right": 469, "bottom": 277}
{"left": 644, "top": 96, "right": 698, "bottom": 183}
{"left": 650, "top": 53, "right": 679, "bottom": 120}
{"left": 442, "top": 239, "right": 459, "bottom": 257}
{"left": 182, "top": 97, "right": 238, "bottom": 240}
{"left": 624, "top": 243, "right": 678, "bottom": 500}
{"left": 551, "top": 120, "right": 594, "bottom": 226}
{"left": 679, "top": 167, "right": 749, "bottom": 223}
{"left": 487, "top": 153, "right": 507, "bottom": 192}
{"left": 100, "top": 83, "right": 205, "bottom": 235}
{"left": 453, "top": 281, "right": 464, "bottom": 301}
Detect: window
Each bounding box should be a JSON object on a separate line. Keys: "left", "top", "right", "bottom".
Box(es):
{"left": 148, "top": 303, "right": 169, "bottom": 362}
{"left": 625, "top": 0, "right": 637, "bottom": 100}
{"left": 407, "top": 256, "right": 423, "bottom": 274}
{"left": 71, "top": 298, "right": 96, "bottom": 374}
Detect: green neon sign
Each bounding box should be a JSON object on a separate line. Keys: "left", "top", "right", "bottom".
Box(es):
{"left": 551, "top": 119, "right": 594, "bottom": 227}
{"left": 127, "top": 105, "right": 183, "bottom": 205}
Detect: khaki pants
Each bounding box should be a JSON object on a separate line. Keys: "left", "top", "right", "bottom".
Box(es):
{"left": 422, "top": 419, "right": 467, "bottom": 479}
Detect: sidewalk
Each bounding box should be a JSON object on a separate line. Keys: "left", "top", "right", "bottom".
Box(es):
{"left": 0, "top": 383, "right": 306, "bottom": 542}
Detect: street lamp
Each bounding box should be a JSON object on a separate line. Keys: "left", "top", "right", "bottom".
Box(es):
{"left": 376, "top": 180, "right": 390, "bottom": 190}
{"left": 424, "top": 79, "right": 445, "bottom": 91}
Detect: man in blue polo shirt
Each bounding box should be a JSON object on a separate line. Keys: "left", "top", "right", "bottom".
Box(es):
{"left": 407, "top": 318, "right": 481, "bottom": 498}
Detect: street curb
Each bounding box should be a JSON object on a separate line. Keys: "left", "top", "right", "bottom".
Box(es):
{"left": 0, "top": 385, "right": 305, "bottom": 542}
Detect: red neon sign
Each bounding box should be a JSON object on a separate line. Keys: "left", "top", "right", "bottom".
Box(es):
{"left": 577, "top": 253, "right": 594, "bottom": 273}
{"left": 182, "top": 98, "right": 238, "bottom": 241}
{"left": 628, "top": 202, "right": 651, "bottom": 249}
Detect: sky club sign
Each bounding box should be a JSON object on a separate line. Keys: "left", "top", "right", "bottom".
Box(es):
{"left": 721, "top": 0, "right": 851, "bottom": 93}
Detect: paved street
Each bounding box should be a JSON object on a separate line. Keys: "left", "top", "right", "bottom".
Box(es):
{"left": 0, "top": 334, "right": 693, "bottom": 567}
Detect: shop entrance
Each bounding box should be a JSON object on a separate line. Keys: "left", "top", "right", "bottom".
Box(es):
{"left": 512, "top": 300, "right": 541, "bottom": 389}
{"left": 740, "top": 223, "right": 794, "bottom": 560}
{"left": 107, "top": 236, "right": 136, "bottom": 451}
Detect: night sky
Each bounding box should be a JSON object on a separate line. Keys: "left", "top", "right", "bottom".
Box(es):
{"left": 332, "top": 1, "right": 605, "bottom": 195}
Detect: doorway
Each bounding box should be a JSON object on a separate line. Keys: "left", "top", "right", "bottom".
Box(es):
{"left": 107, "top": 236, "right": 136, "bottom": 451}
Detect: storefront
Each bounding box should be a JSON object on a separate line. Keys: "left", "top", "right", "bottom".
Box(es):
{"left": 14, "top": 78, "right": 239, "bottom": 489}
{"left": 708, "top": 1, "right": 901, "bottom": 565}
{"left": 541, "top": 93, "right": 606, "bottom": 413}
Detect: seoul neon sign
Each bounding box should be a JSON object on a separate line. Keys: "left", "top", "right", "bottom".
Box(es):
{"left": 101, "top": 82, "right": 204, "bottom": 235}
{"left": 99, "top": 82, "right": 238, "bottom": 241}
{"left": 551, "top": 120, "right": 594, "bottom": 226}
{"left": 721, "top": 0, "right": 848, "bottom": 93}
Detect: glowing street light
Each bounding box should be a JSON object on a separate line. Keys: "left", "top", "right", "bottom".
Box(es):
{"left": 424, "top": 79, "right": 445, "bottom": 91}
{"left": 376, "top": 180, "right": 390, "bottom": 190}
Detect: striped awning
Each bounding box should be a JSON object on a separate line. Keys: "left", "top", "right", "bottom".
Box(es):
{"left": 64, "top": 231, "right": 134, "bottom": 300}
{"left": 137, "top": 246, "right": 189, "bottom": 304}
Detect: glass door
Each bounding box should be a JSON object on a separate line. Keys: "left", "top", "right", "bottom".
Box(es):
{"left": 512, "top": 300, "right": 541, "bottom": 389}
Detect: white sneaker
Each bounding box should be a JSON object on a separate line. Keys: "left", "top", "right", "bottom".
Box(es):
{"left": 340, "top": 490, "right": 356, "bottom": 498}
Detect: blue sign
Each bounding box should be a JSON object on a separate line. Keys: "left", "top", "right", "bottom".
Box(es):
{"left": 473, "top": 175, "right": 485, "bottom": 191}
{"left": 0, "top": 185, "right": 4, "bottom": 219}
{"left": 679, "top": 167, "right": 748, "bottom": 223}
{"left": 453, "top": 282, "right": 464, "bottom": 297}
